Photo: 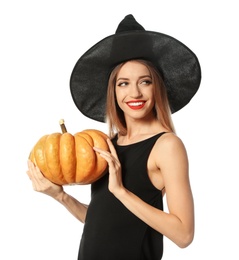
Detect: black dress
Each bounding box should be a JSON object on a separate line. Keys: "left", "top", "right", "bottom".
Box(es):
{"left": 78, "top": 133, "right": 166, "bottom": 260}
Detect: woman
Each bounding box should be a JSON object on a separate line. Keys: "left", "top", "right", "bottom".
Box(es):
{"left": 27, "top": 15, "right": 201, "bottom": 260}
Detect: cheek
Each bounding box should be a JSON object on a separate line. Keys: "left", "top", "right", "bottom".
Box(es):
{"left": 115, "top": 90, "right": 127, "bottom": 112}
{"left": 115, "top": 88, "right": 125, "bottom": 103}
{"left": 116, "top": 96, "right": 124, "bottom": 111}
{"left": 146, "top": 91, "right": 155, "bottom": 108}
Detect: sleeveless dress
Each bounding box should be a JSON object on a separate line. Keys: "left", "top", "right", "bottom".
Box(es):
{"left": 78, "top": 132, "right": 166, "bottom": 260}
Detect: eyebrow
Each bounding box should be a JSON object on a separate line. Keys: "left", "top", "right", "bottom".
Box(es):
{"left": 116, "top": 77, "right": 128, "bottom": 82}
{"left": 116, "top": 75, "right": 151, "bottom": 82}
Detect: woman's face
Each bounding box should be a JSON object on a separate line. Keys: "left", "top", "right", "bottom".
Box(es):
{"left": 115, "top": 60, "right": 155, "bottom": 121}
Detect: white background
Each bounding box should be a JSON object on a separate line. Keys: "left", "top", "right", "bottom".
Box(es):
{"left": 1, "top": 0, "right": 238, "bottom": 259}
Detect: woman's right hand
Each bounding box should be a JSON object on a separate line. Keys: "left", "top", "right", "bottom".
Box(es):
{"left": 27, "top": 160, "right": 64, "bottom": 200}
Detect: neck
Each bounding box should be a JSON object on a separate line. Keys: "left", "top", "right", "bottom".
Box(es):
{"left": 123, "top": 117, "right": 163, "bottom": 140}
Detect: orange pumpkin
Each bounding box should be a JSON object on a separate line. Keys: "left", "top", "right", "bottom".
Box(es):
{"left": 29, "top": 120, "right": 109, "bottom": 185}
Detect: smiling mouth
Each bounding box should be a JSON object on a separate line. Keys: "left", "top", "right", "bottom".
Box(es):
{"left": 126, "top": 101, "right": 146, "bottom": 110}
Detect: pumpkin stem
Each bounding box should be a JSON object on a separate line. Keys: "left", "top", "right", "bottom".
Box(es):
{"left": 59, "top": 119, "right": 67, "bottom": 133}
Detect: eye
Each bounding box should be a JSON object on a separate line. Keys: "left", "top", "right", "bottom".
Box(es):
{"left": 140, "top": 79, "right": 152, "bottom": 86}
{"left": 117, "top": 81, "right": 128, "bottom": 87}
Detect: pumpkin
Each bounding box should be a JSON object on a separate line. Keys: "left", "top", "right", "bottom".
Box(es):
{"left": 29, "top": 120, "right": 109, "bottom": 185}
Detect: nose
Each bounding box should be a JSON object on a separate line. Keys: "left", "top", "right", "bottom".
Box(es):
{"left": 129, "top": 84, "right": 142, "bottom": 98}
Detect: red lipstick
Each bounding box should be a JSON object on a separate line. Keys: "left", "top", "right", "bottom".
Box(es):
{"left": 126, "top": 100, "right": 146, "bottom": 110}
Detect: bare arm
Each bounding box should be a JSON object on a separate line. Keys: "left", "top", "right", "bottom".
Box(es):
{"left": 27, "top": 160, "right": 88, "bottom": 223}
{"left": 94, "top": 136, "right": 194, "bottom": 248}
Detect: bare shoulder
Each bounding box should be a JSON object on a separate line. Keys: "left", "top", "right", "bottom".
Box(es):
{"left": 156, "top": 132, "right": 186, "bottom": 151}
{"left": 152, "top": 132, "right": 188, "bottom": 164}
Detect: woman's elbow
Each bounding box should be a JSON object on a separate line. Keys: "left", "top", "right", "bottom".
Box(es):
{"left": 176, "top": 231, "right": 194, "bottom": 248}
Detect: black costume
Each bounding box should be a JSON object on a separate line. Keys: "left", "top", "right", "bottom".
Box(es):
{"left": 78, "top": 133, "right": 166, "bottom": 260}
{"left": 70, "top": 14, "right": 201, "bottom": 260}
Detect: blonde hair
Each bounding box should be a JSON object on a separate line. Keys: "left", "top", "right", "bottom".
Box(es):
{"left": 106, "top": 59, "right": 175, "bottom": 138}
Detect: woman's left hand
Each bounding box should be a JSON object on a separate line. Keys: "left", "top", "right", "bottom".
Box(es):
{"left": 93, "top": 139, "right": 125, "bottom": 196}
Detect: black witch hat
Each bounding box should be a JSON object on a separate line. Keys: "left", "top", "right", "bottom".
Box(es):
{"left": 70, "top": 14, "right": 201, "bottom": 122}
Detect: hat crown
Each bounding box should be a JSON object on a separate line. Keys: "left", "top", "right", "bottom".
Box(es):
{"left": 115, "top": 14, "right": 145, "bottom": 34}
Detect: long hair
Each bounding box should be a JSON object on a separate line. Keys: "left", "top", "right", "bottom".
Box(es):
{"left": 106, "top": 59, "right": 175, "bottom": 138}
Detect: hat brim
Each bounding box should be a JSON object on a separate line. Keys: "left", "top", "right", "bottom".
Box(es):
{"left": 70, "top": 31, "right": 201, "bottom": 122}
